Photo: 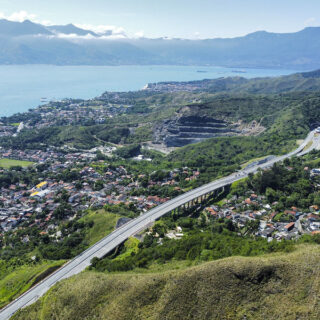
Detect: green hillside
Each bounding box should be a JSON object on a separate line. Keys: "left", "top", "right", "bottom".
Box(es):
{"left": 172, "top": 70, "right": 320, "bottom": 94}
{"left": 12, "top": 245, "right": 320, "bottom": 320}
{"left": 2, "top": 89, "right": 320, "bottom": 151}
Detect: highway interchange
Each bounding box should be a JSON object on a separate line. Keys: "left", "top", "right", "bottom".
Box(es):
{"left": 1, "top": 130, "right": 319, "bottom": 320}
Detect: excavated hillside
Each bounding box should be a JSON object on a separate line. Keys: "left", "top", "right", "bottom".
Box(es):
{"left": 154, "top": 104, "right": 265, "bottom": 147}
{"left": 12, "top": 245, "right": 320, "bottom": 320}
{"left": 154, "top": 115, "right": 237, "bottom": 147}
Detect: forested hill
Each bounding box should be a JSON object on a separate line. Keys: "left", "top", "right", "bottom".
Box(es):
{"left": 144, "top": 68, "right": 320, "bottom": 94}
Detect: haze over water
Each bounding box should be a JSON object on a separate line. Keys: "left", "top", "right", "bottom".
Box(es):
{"left": 0, "top": 65, "right": 297, "bottom": 117}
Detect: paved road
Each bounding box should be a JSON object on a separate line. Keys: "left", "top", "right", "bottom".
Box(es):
{"left": 1, "top": 130, "right": 319, "bottom": 320}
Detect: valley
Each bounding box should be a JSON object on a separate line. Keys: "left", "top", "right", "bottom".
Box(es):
{"left": 2, "top": 2, "right": 320, "bottom": 320}
{"left": 1, "top": 70, "right": 320, "bottom": 319}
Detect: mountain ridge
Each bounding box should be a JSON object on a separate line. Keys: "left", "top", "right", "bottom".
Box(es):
{"left": 0, "top": 19, "right": 53, "bottom": 36}
{"left": 1, "top": 19, "right": 320, "bottom": 69}
{"left": 47, "top": 24, "right": 99, "bottom": 37}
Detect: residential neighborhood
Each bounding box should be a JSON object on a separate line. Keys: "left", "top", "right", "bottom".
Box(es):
{"left": 0, "top": 98, "right": 132, "bottom": 135}
{"left": 1, "top": 136, "right": 320, "bottom": 246}
{"left": 204, "top": 181, "right": 320, "bottom": 241}
{"left": 0, "top": 146, "right": 203, "bottom": 240}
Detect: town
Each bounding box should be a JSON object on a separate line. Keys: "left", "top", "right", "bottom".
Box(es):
{"left": 0, "top": 98, "right": 132, "bottom": 136}
{"left": 0, "top": 145, "right": 201, "bottom": 237}
{"left": 1, "top": 140, "right": 320, "bottom": 246}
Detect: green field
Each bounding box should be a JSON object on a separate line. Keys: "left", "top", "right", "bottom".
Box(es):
{"left": 0, "top": 159, "right": 34, "bottom": 169}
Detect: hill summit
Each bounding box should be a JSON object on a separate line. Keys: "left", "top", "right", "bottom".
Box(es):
{"left": 12, "top": 245, "right": 320, "bottom": 320}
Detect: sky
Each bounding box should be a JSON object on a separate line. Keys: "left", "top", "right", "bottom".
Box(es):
{"left": 0, "top": 0, "right": 320, "bottom": 39}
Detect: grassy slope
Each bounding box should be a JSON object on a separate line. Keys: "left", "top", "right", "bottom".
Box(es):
{"left": 79, "top": 209, "right": 122, "bottom": 246}
{"left": 0, "top": 260, "right": 64, "bottom": 309}
{"left": 0, "top": 210, "right": 120, "bottom": 309}
{"left": 0, "top": 159, "right": 34, "bottom": 168}
{"left": 12, "top": 245, "right": 320, "bottom": 320}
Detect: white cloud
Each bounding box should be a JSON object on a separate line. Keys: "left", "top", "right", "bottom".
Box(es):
{"left": 75, "top": 23, "right": 126, "bottom": 36}
{"left": 304, "top": 17, "right": 317, "bottom": 27}
{"left": 40, "top": 20, "right": 54, "bottom": 26}
{"left": 100, "top": 34, "right": 127, "bottom": 40}
{"left": 0, "top": 10, "right": 55, "bottom": 27}
{"left": 38, "top": 32, "right": 127, "bottom": 41}
{"left": 0, "top": 11, "right": 127, "bottom": 39}
{"left": 0, "top": 10, "right": 37, "bottom": 22}
{"left": 192, "top": 32, "right": 201, "bottom": 39}
{"left": 54, "top": 33, "right": 97, "bottom": 40}
{"left": 134, "top": 31, "right": 145, "bottom": 38}
{"left": 187, "top": 31, "right": 208, "bottom": 40}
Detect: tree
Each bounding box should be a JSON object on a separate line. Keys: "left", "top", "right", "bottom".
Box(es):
{"left": 186, "top": 246, "right": 201, "bottom": 260}
{"left": 94, "top": 180, "right": 104, "bottom": 191}
{"left": 244, "top": 220, "right": 260, "bottom": 236}
{"left": 266, "top": 187, "right": 277, "bottom": 203}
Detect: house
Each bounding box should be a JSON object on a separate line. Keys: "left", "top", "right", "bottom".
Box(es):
{"left": 284, "top": 222, "right": 295, "bottom": 232}
{"left": 36, "top": 181, "right": 48, "bottom": 190}
{"left": 260, "top": 228, "right": 274, "bottom": 238}
{"left": 309, "top": 205, "right": 319, "bottom": 212}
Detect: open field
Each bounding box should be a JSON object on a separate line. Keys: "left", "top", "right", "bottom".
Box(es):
{"left": 0, "top": 159, "right": 34, "bottom": 169}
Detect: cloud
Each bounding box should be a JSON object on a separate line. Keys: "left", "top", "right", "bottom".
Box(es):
{"left": 54, "top": 33, "right": 97, "bottom": 40}
{"left": 304, "top": 17, "right": 317, "bottom": 27}
{"left": 0, "top": 11, "right": 130, "bottom": 40}
{"left": 134, "top": 31, "right": 145, "bottom": 38}
{"left": 192, "top": 32, "right": 201, "bottom": 39}
{"left": 0, "top": 10, "right": 37, "bottom": 22}
{"left": 41, "top": 20, "right": 54, "bottom": 26}
{"left": 38, "top": 32, "right": 127, "bottom": 41}
{"left": 0, "top": 11, "right": 127, "bottom": 39}
{"left": 75, "top": 23, "right": 126, "bottom": 36}
{"left": 0, "top": 10, "right": 54, "bottom": 26}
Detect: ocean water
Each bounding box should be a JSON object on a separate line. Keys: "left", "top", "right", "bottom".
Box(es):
{"left": 0, "top": 65, "right": 298, "bottom": 117}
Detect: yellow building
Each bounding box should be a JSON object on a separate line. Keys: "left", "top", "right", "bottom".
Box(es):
{"left": 36, "top": 181, "right": 48, "bottom": 189}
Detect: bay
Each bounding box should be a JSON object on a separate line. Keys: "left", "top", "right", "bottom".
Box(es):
{"left": 0, "top": 65, "right": 297, "bottom": 117}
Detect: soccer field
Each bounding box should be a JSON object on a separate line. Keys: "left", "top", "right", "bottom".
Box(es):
{"left": 0, "top": 158, "right": 34, "bottom": 168}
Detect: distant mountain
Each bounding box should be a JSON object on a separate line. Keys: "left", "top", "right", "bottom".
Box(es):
{"left": 1, "top": 19, "right": 320, "bottom": 69}
{"left": 47, "top": 24, "right": 98, "bottom": 37}
{"left": 128, "top": 27, "right": 320, "bottom": 69}
{"left": 0, "top": 19, "right": 52, "bottom": 37}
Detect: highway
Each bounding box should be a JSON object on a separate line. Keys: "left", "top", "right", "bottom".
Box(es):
{"left": 1, "top": 130, "right": 319, "bottom": 320}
